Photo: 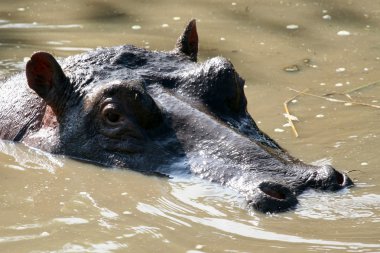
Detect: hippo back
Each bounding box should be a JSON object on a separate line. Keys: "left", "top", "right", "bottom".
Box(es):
{"left": 0, "top": 74, "right": 46, "bottom": 141}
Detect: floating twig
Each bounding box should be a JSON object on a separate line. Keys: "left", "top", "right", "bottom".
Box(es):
{"left": 283, "top": 90, "right": 306, "bottom": 138}
{"left": 346, "top": 169, "right": 362, "bottom": 174}
{"left": 288, "top": 88, "right": 380, "bottom": 109}
{"left": 284, "top": 83, "right": 379, "bottom": 139}
{"left": 322, "top": 81, "right": 379, "bottom": 101}
{"left": 344, "top": 80, "right": 380, "bottom": 94}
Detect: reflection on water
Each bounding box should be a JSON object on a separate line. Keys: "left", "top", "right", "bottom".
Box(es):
{"left": 297, "top": 188, "right": 380, "bottom": 221}
{"left": 1, "top": 141, "right": 380, "bottom": 252}
{"left": 0, "top": 140, "right": 63, "bottom": 173}
{"left": 0, "top": 22, "right": 82, "bottom": 29}
{"left": 1, "top": 0, "right": 380, "bottom": 252}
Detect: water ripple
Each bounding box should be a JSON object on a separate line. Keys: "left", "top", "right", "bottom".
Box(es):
{"left": 0, "top": 232, "right": 49, "bottom": 243}
{"left": 0, "top": 22, "right": 82, "bottom": 29}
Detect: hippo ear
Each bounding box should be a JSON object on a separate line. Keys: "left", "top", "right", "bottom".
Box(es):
{"left": 175, "top": 19, "right": 198, "bottom": 62}
{"left": 26, "top": 52, "right": 69, "bottom": 112}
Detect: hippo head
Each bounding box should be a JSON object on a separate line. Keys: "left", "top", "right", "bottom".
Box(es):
{"left": 24, "top": 20, "right": 353, "bottom": 213}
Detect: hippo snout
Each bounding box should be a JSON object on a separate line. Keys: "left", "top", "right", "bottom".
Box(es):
{"left": 248, "top": 181, "right": 298, "bottom": 213}
{"left": 309, "top": 165, "right": 353, "bottom": 191}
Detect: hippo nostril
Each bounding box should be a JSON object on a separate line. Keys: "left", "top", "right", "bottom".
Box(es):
{"left": 333, "top": 169, "right": 354, "bottom": 188}
{"left": 316, "top": 165, "right": 354, "bottom": 190}
{"left": 248, "top": 181, "right": 298, "bottom": 213}
{"left": 259, "top": 185, "right": 286, "bottom": 200}
{"left": 334, "top": 170, "right": 345, "bottom": 186}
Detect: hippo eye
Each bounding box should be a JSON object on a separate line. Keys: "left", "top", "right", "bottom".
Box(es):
{"left": 106, "top": 111, "right": 121, "bottom": 123}
{"left": 102, "top": 105, "right": 123, "bottom": 125}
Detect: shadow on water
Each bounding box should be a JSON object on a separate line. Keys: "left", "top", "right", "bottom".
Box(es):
{"left": 311, "top": 0, "right": 379, "bottom": 28}
{"left": 75, "top": 1, "right": 129, "bottom": 21}
{"left": 218, "top": 1, "right": 377, "bottom": 42}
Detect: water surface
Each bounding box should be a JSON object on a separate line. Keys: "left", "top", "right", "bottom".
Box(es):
{"left": 1, "top": 0, "right": 379, "bottom": 252}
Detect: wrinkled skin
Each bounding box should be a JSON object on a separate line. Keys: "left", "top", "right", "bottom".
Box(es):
{"left": 0, "top": 20, "right": 353, "bottom": 213}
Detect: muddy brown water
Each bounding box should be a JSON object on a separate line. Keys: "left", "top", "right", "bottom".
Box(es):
{"left": 1, "top": 0, "right": 380, "bottom": 252}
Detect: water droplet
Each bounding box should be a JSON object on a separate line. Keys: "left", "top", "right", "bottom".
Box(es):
{"left": 131, "top": 25, "right": 141, "bottom": 30}
{"left": 196, "top": 245, "right": 205, "bottom": 250}
{"left": 284, "top": 65, "right": 300, "bottom": 72}
{"left": 336, "top": 67, "right": 346, "bottom": 73}
{"left": 322, "top": 15, "right": 331, "bottom": 20}
{"left": 283, "top": 113, "right": 299, "bottom": 121}
{"left": 334, "top": 142, "right": 344, "bottom": 148}
{"left": 286, "top": 24, "right": 299, "bottom": 30}
{"left": 337, "top": 30, "right": 351, "bottom": 36}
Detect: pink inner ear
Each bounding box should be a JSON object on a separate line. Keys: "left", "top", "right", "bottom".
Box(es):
{"left": 26, "top": 52, "right": 56, "bottom": 98}
{"left": 42, "top": 105, "right": 58, "bottom": 128}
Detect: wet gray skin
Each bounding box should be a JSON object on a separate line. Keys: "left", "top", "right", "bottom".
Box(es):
{"left": 0, "top": 20, "right": 353, "bottom": 213}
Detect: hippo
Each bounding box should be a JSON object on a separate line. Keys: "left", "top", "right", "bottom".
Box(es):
{"left": 0, "top": 20, "right": 353, "bottom": 213}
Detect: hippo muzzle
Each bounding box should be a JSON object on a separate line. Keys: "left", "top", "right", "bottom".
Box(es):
{"left": 246, "top": 165, "right": 353, "bottom": 213}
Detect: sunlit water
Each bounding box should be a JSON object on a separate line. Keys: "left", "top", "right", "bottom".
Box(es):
{"left": 1, "top": 0, "right": 380, "bottom": 252}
